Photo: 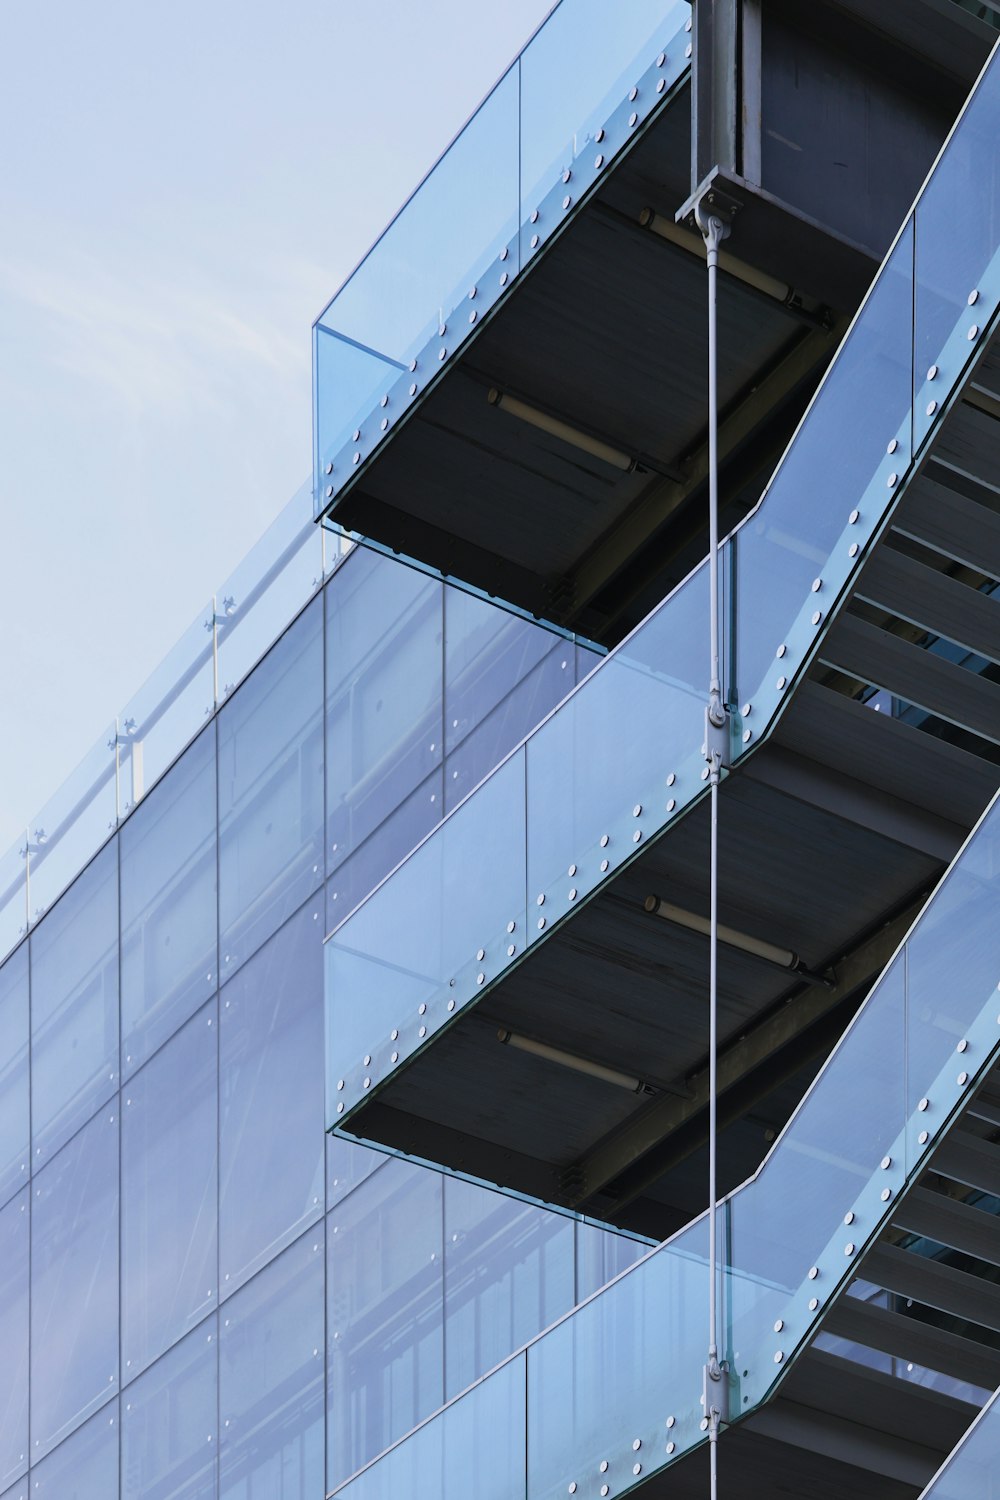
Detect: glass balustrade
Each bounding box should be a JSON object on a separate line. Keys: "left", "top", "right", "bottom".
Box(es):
{"left": 327, "top": 36, "right": 1000, "bottom": 1128}
{"left": 917, "top": 1390, "right": 1000, "bottom": 1500}
{"left": 312, "top": 0, "right": 693, "bottom": 502}
{"left": 329, "top": 781, "right": 1000, "bottom": 1499}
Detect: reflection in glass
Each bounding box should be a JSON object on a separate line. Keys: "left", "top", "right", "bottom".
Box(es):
{"left": 0, "top": 1191, "right": 28, "bottom": 1491}
{"left": 31, "top": 1108, "right": 119, "bottom": 1458}
{"left": 220, "top": 1230, "right": 324, "bottom": 1500}
{"left": 122, "top": 1318, "right": 217, "bottom": 1500}
{"left": 0, "top": 945, "right": 29, "bottom": 1210}
{"left": 218, "top": 597, "right": 324, "bottom": 977}
{"left": 327, "top": 1159, "right": 444, "bottom": 1492}
{"left": 219, "top": 900, "right": 324, "bottom": 1294}
{"left": 326, "top": 549, "right": 442, "bottom": 880}
{"left": 28, "top": 1402, "right": 118, "bottom": 1500}
{"left": 443, "top": 1176, "right": 574, "bottom": 1400}
{"left": 30, "top": 842, "right": 118, "bottom": 1166}
{"left": 575, "top": 1219, "right": 648, "bottom": 1302}
{"left": 123, "top": 1005, "right": 218, "bottom": 1379}
{"left": 326, "top": 1135, "right": 386, "bottom": 1212}
{"left": 121, "top": 724, "right": 217, "bottom": 1077}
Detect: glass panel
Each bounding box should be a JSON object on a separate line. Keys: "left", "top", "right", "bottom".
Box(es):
{"left": 326, "top": 1135, "right": 386, "bottom": 1212}
{"left": 735, "top": 223, "right": 914, "bottom": 718}
{"left": 120, "top": 725, "right": 217, "bottom": 1078}
{"left": 117, "top": 603, "right": 216, "bottom": 814}
{"left": 526, "top": 563, "right": 708, "bottom": 927}
{"left": 26, "top": 724, "right": 117, "bottom": 922}
{"left": 527, "top": 1220, "right": 709, "bottom": 1500}
{"left": 28, "top": 1403, "right": 118, "bottom": 1500}
{"left": 0, "top": 1191, "right": 28, "bottom": 1491}
{"left": 728, "top": 954, "right": 906, "bottom": 1411}
{"left": 443, "top": 588, "right": 564, "bottom": 756}
{"left": 30, "top": 1106, "right": 118, "bottom": 1458}
{"left": 218, "top": 596, "right": 324, "bottom": 977}
{"left": 216, "top": 481, "right": 324, "bottom": 699}
{"left": 326, "top": 748, "right": 526, "bottom": 1116}
{"left": 444, "top": 645, "right": 576, "bottom": 812}
{"left": 520, "top": 0, "right": 689, "bottom": 225}
{"left": 219, "top": 899, "right": 324, "bottom": 1295}
{"left": 315, "top": 65, "right": 519, "bottom": 474}
{"left": 326, "top": 769, "right": 444, "bottom": 930}
{"left": 122, "top": 1005, "right": 218, "bottom": 1380}
{"left": 905, "top": 801, "right": 1000, "bottom": 1171}
{"left": 0, "top": 841, "right": 27, "bottom": 965}
{"left": 326, "top": 547, "right": 443, "bottom": 880}
{"left": 332, "top": 1350, "right": 526, "bottom": 1500}
{"left": 326, "top": 1158, "right": 444, "bottom": 1492}
{"left": 443, "top": 1176, "right": 574, "bottom": 1401}
{"left": 30, "top": 841, "right": 118, "bottom": 1167}
{"left": 922, "top": 1393, "right": 1000, "bottom": 1500}
{"left": 574, "top": 1220, "right": 650, "bottom": 1302}
{"left": 220, "top": 1229, "right": 325, "bottom": 1500}
{"left": 0, "top": 946, "right": 29, "bottom": 1209}
{"left": 914, "top": 46, "right": 1000, "bottom": 448}
{"left": 0, "top": 1480, "right": 26, "bottom": 1500}
{"left": 122, "top": 1318, "right": 218, "bottom": 1500}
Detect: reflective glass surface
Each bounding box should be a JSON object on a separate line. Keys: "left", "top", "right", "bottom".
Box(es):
{"left": 122, "top": 1319, "right": 217, "bottom": 1500}
{"left": 27, "top": 725, "right": 117, "bottom": 922}
{"left": 333, "top": 1351, "right": 526, "bottom": 1500}
{"left": 736, "top": 221, "right": 914, "bottom": 719}
{"left": 315, "top": 64, "right": 520, "bottom": 469}
{"left": 117, "top": 605, "right": 215, "bottom": 816}
{"left": 327, "top": 1159, "right": 444, "bottom": 1492}
{"left": 575, "top": 1219, "right": 649, "bottom": 1302}
{"left": 0, "top": 842, "right": 26, "bottom": 966}
{"left": 326, "top": 548, "right": 443, "bottom": 881}
{"left": 527, "top": 1221, "right": 709, "bottom": 1500}
{"left": 218, "top": 596, "right": 324, "bottom": 976}
{"left": 0, "top": 1191, "right": 28, "bottom": 1490}
{"left": 327, "top": 749, "right": 526, "bottom": 1111}
{"left": 326, "top": 1135, "right": 385, "bottom": 1212}
{"left": 914, "top": 46, "right": 1000, "bottom": 448}
{"left": 122, "top": 1007, "right": 218, "bottom": 1379}
{"left": 219, "top": 900, "right": 324, "bottom": 1295}
{"left": 444, "top": 1176, "right": 574, "bottom": 1400}
{"left": 29, "top": 1403, "right": 118, "bottom": 1500}
{"left": 0, "top": 945, "right": 28, "bottom": 1209}
{"left": 220, "top": 1229, "right": 325, "bottom": 1500}
{"left": 31, "top": 1107, "right": 119, "bottom": 1458}
{"left": 921, "top": 1393, "right": 1000, "bottom": 1500}
{"left": 30, "top": 842, "right": 118, "bottom": 1167}
{"left": 121, "top": 725, "right": 217, "bottom": 1078}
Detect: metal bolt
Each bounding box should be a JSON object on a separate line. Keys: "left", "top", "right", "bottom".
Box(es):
{"left": 849, "top": 542, "right": 859, "bottom": 557}
{"left": 568, "top": 864, "right": 577, "bottom": 877}
{"left": 337, "top": 1079, "right": 344, "bottom": 1091}
{"left": 774, "top": 1319, "right": 784, "bottom": 1332}
{"left": 742, "top": 703, "right": 751, "bottom": 716}
{"left": 849, "top": 509, "right": 860, "bottom": 524}
{"left": 633, "top": 1464, "right": 642, "bottom": 1476}
{"left": 926, "top": 399, "right": 937, "bottom": 416}
{"left": 656, "top": 78, "right": 666, "bottom": 94}
{"left": 808, "top": 1266, "right": 819, "bottom": 1280}
{"left": 845, "top": 1242, "right": 855, "bottom": 1256}
{"left": 776, "top": 676, "right": 787, "bottom": 690}
{"left": 391, "top": 1051, "right": 398, "bottom": 1062}
{"left": 538, "top": 917, "right": 546, "bottom": 930}
{"left": 811, "top": 611, "right": 822, "bottom": 626}
{"left": 477, "top": 973, "right": 485, "bottom": 985}
{"left": 380, "top": 417, "right": 388, "bottom": 430}
{"left": 657, "top": 51, "right": 666, "bottom": 66}
{"left": 391, "top": 1029, "right": 399, "bottom": 1041}
{"left": 600, "top": 1462, "right": 609, "bottom": 1474}
{"left": 477, "top": 949, "right": 485, "bottom": 962}
{"left": 500, "top": 272, "right": 509, "bottom": 286}
{"left": 881, "top": 1187, "right": 892, "bottom": 1202}
{"left": 325, "top": 461, "right": 334, "bottom": 474}
{"left": 666, "top": 1441, "right": 675, "bottom": 1455}
{"left": 667, "top": 1416, "right": 675, "bottom": 1429}
{"left": 918, "top": 1098, "right": 929, "bottom": 1112}
{"left": 886, "top": 438, "right": 898, "bottom": 455}
{"left": 600, "top": 859, "right": 609, "bottom": 872}
{"left": 844, "top": 1211, "right": 854, "bottom": 1225}
{"left": 418, "top": 1026, "right": 426, "bottom": 1038}
{"left": 887, "top": 472, "right": 898, "bottom": 488}
{"left": 629, "top": 86, "right": 639, "bottom": 102}
{"left": 812, "top": 578, "right": 822, "bottom": 593}
{"left": 881, "top": 1156, "right": 892, "bottom": 1170}
{"left": 701, "top": 767, "right": 710, "bottom": 780}
{"left": 958, "top": 1071, "right": 969, "bottom": 1086}
{"left": 531, "top": 234, "right": 540, "bottom": 249}
{"left": 957, "top": 1038, "right": 968, "bottom": 1053}
{"left": 537, "top": 893, "right": 545, "bottom": 906}
{"left": 595, "top": 128, "right": 605, "bottom": 143}
{"left": 508, "top": 944, "right": 516, "bottom": 957}
{"left": 633, "top": 1439, "right": 641, "bottom": 1452}
{"left": 353, "top": 452, "right": 361, "bottom": 465}
{"left": 774, "top": 1351, "right": 783, "bottom": 1363}
{"left": 743, "top": 729, "right": 752, "bottom": 743}
{"left": 353, "top": 429, "right": 361, "bottom": 442}
{"left": 667, "top": 798, "right": 676, "bottom": 812}
{"left": 600, "top": 835, "right": 610, "bottom": 847}
{"left": 418, "top": 1003, "right": 427, "bottom": 1015}
{"left": 469, "top": 310, "right": 477, "bottom": 323}
{"left": 364, "top": 1055, "right": 371, "bottom": 1067}
{"left": 500, "top": 247, "right": 509, "bottom": 262}
{"left": 969, "top": 324, "right": 980, "bottom": 340}
{"left": 927, "top": 364, "right": 938, "bottom": 381}
{"left": 569, "top": 1486, "right": 577, "bottom": 1495}
{"left": 919, "top": 1129, "right": 929, "bottom": 1145}
{"left": 809, "top": 1297, "right": 819, "bottom": 1312}
{"left": 337, "top": 1102, "right": 344, "bottom": 1114}
{"left": 507, "top": 921, "right": 516, "bottom": 933}
{"left": 447, "top": 1000, "right": 455, "bottom": 1012}
{"left": 633, "top": 829, "right": 642, "bottom": 843}
{"left": 685, "top": 41, "right": 693, "bottom": 57}
{"left": 629, "top": 112, "right": 638, "bottom": 126}
{"left": 410, "top": 358, "right": 418, "bottom": 372}
{"left": 633, "top": 804, "right": 642, "bottom": 817}
{"left": 569, "top": 888, "right": 578, "bottom": 900}
{"left": 363, "top": 1077, "right": 371, "bottom": 1089}
{"left": 776, "top": 643, "right": 787, "bottom": 659}
{"left": 667, "top": 772, "right": 676, "bottom": 786}
{"left": 595, "top": 153, "right": 605, "bottom": 167}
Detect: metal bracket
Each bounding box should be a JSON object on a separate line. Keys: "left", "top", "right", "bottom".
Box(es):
{"left": 676, "top": 175, "right": 742, "bottom": 236}
{"left": 703, "top": 1359, "right": 731, "bottom": 1428}
{"left": 703, "top": 705, "right": 731, "bottom": 770}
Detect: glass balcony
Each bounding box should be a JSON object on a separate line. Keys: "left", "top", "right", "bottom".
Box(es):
{"left": 312, "top": 0, "right": 693, "bottom": 509}
{"left": 326, "top": 33, "right": 1000, "bottom": 1128}
{"left": 330, "top": 780, "right": 1000, "bottom": 1499}
{"left": 917, "top": 1389, "right": 1000, "bottom": 1499}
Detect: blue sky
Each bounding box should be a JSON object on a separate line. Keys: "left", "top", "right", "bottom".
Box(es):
{"left": 0, "top": 0, "right": 553, "bottom": 854}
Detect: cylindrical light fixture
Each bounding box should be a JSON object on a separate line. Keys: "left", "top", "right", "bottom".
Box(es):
{"left": 487, "top": 388, "right": 635, "bottom": 472}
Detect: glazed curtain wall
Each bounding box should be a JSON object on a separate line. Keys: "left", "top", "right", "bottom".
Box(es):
{"left": 0, "top": 550, "right": 629, "bottom": 1500}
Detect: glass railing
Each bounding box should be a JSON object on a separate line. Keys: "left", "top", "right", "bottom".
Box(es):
{"left": 312, "top": 0, "right": 693, "bottom": 509}
{"left": 330, "top": 780, "right": 1000, "bottom": 1499}
{"left": 325, "top": 32, "right": 1000, "bottom": 1126}
{"left": 918, "top": 1388, "right": 1000, "bottom": 1499}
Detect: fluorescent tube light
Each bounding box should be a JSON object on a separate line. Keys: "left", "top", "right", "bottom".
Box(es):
{"left": 487, "top": 388, "right": 635, "bottom": 472}
{"left": 496, "top": 1028, "right": 654, "bottom": 1094}
{"left": 644, "top": 894, "right": 799, "bottom": 970}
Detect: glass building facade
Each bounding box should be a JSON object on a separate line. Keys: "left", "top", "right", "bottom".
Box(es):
{"left": 0, "top": 542, "right": 646, "bottom": 1500}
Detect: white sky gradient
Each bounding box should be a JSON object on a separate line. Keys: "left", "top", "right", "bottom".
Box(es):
{"left": 0, "top": 0, "right": 553, "bottom": 852}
